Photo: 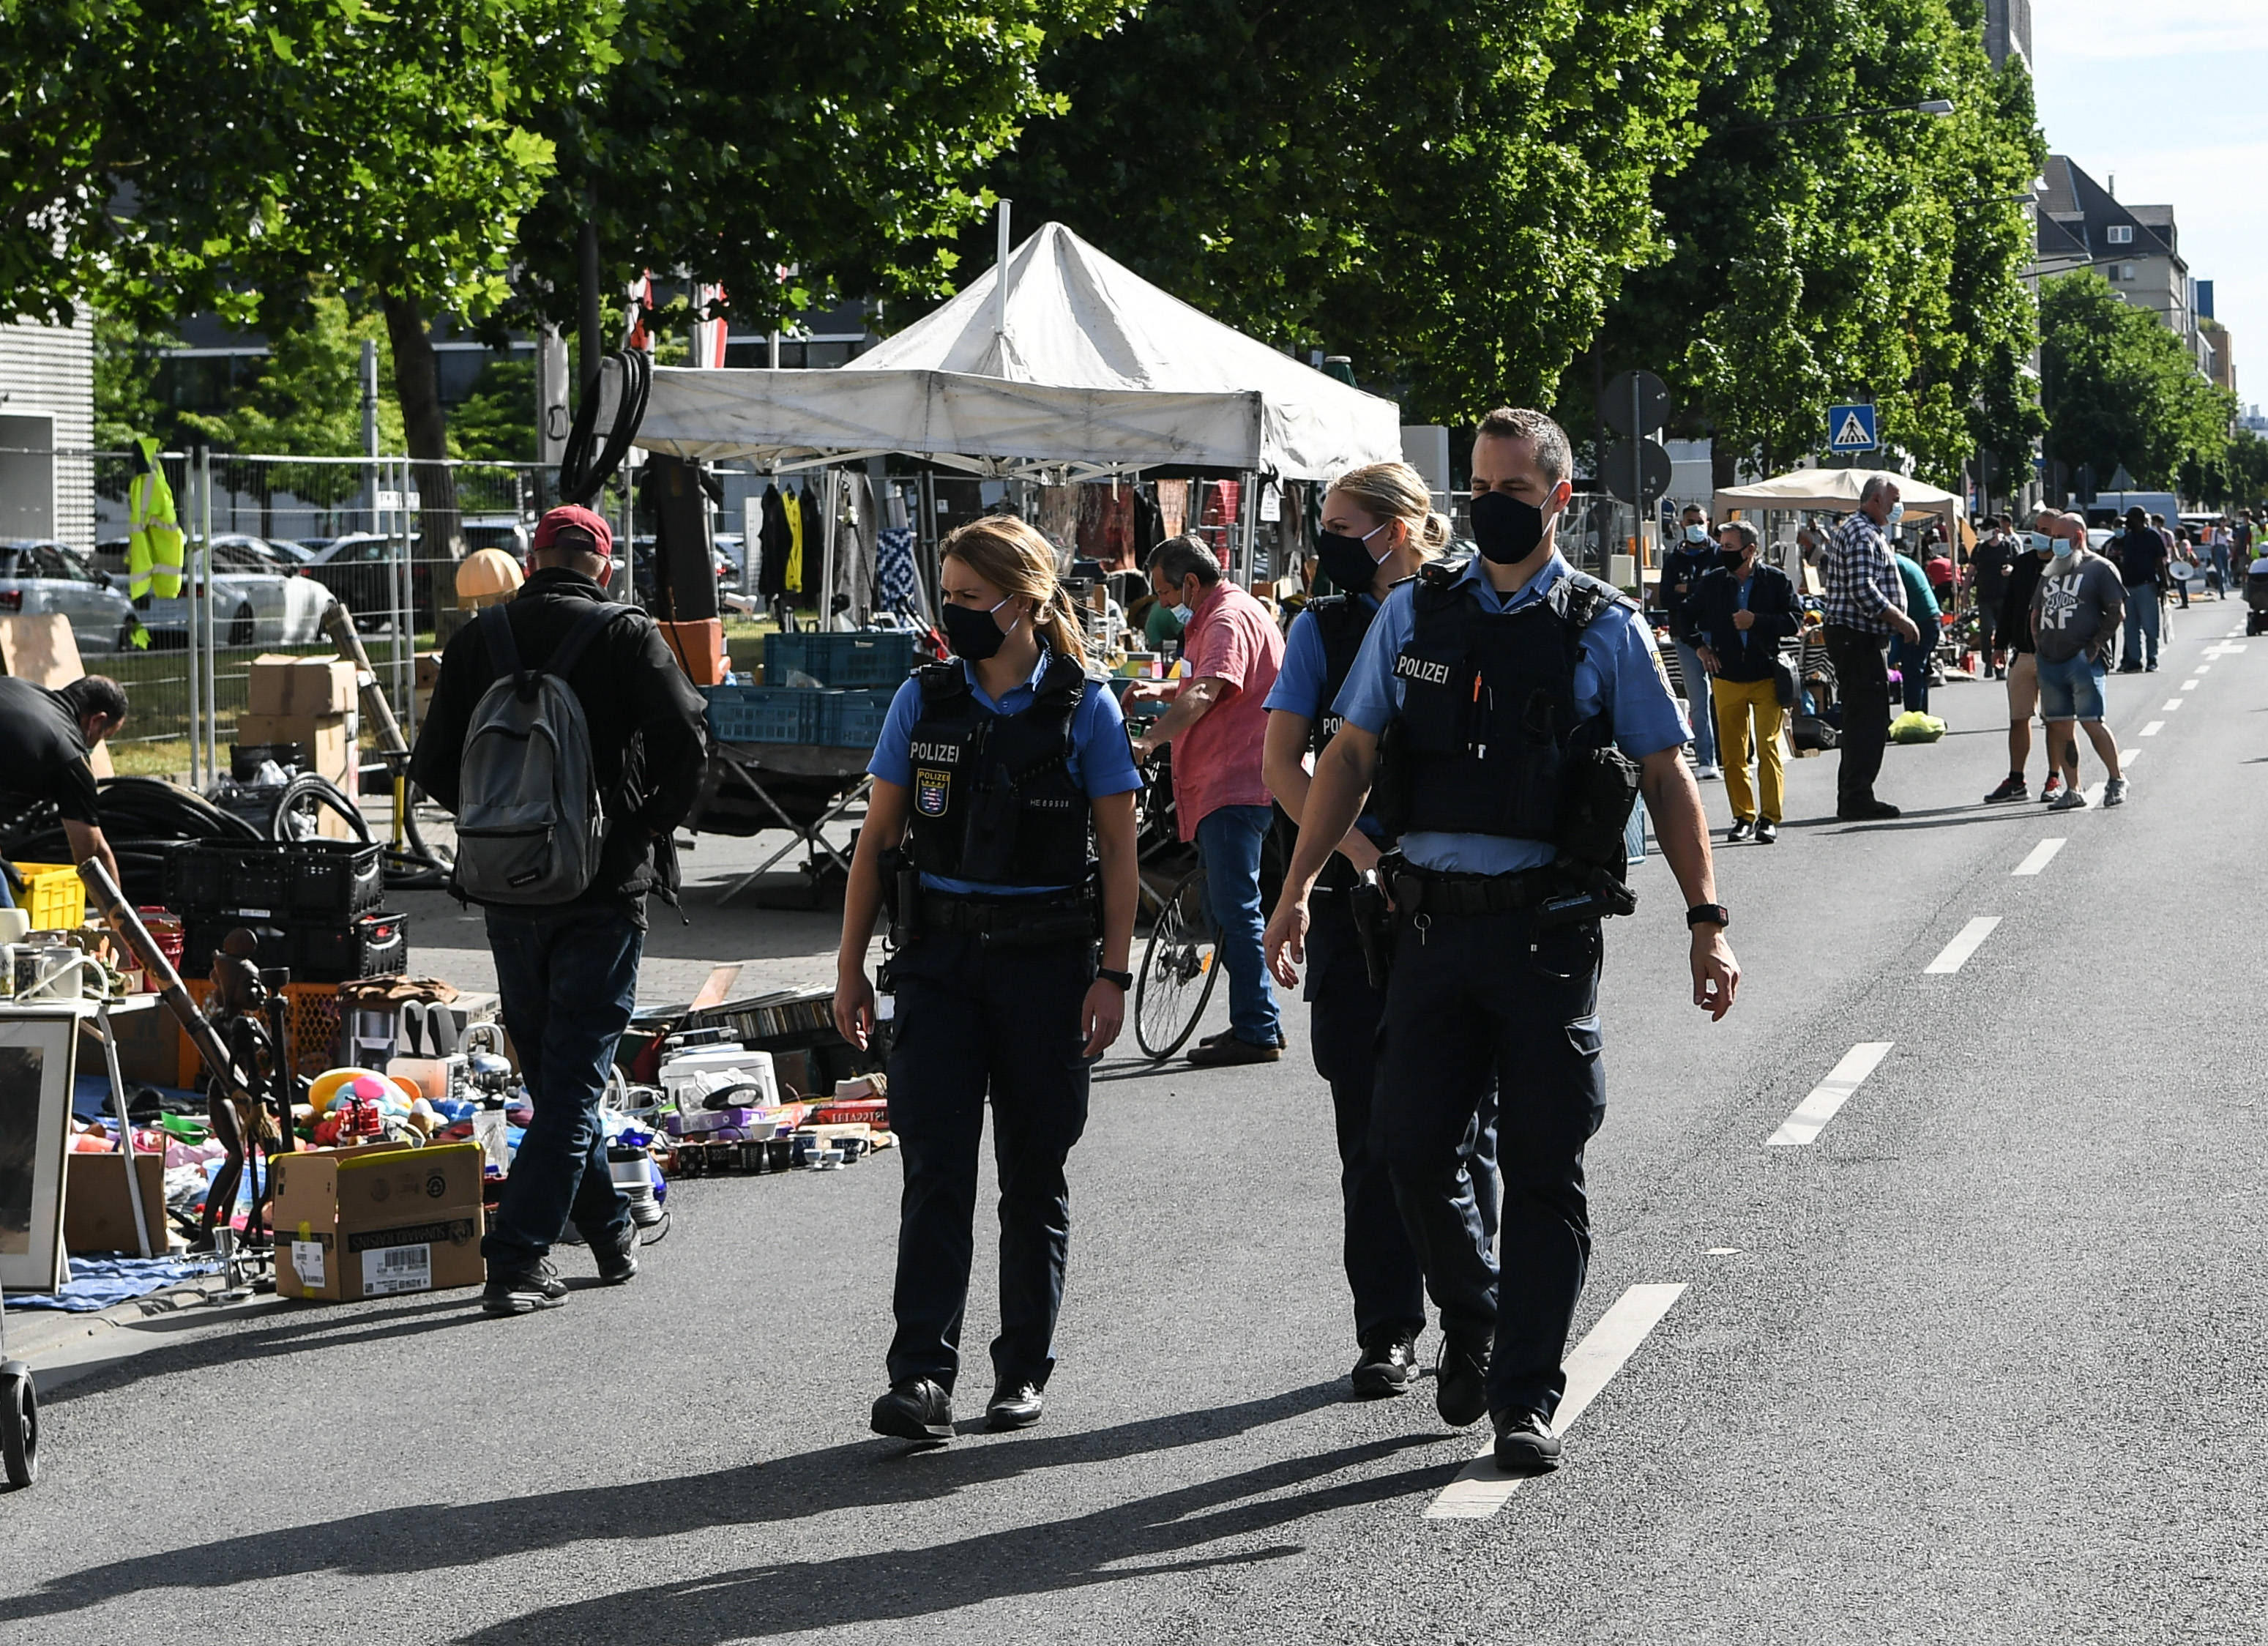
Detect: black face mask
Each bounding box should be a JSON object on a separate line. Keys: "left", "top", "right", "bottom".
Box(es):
{"left": 1471, "top": 488, "right": 1547, "bottom": 565}
{"left": 1720, "top": 549, "right": 1747, "bottom": 571}
{"left": 1316, "top": 527, "right": 1386, "bottom": 597}
{"left": 941, "top": 597, "right": 1014, "bottom": 661}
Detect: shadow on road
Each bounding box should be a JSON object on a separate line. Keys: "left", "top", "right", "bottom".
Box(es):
{"left": 0, "top": 1379, "right": 1459, "bottom": 1637}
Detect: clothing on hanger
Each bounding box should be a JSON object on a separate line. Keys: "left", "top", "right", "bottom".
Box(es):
{"left": 784, "top": 485, "right": 806, "bottom": 594}
{"left": 758, "top": 483, "right": 791, "bottom": 598}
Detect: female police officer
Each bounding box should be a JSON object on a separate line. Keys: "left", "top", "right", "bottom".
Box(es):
{"left": 835, "top": 516, "right": 1142, "bottom": 1442}
{"left": 1261, "top": 461, "right": 1500, "bottom": 1401}
{"left": 1265, "top": 408, "right": 1738, "bottom": 1475}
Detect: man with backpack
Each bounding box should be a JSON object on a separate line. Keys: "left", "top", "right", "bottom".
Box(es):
{"left": 411, "top": 504, "right": 709, "bottom": 1316}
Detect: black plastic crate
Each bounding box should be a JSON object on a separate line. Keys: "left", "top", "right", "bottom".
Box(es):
{"left": 166, "top": 841, "right": 386, "bottom": 919}
{"left": 293, "top": 909, "right": 406, "bottom": 983}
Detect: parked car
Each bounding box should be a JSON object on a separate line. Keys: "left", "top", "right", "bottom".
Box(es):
{"left": 460, "top": 515, "right": 531, "bottom": 560}
{"left": 0, "top": 539, "right": 138, "bottom": 653}
{"left": 94, "top": 534, "right": 332, "bottom": 645}
{"left": 302, "top": 532, "right": 452, "bottom": 630}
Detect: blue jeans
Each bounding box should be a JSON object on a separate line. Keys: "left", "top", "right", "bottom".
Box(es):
{"left": 2122, "top": 585, "right": 2159, "bottom": 668}
{"left": 482, "top": 902, "right": 644, "bottom": 1270}
{"left": 2211, "top": 547, "right": 2231, "bottom": 595}
{"left": 1671, "top": 639, "right": 1718, "bottom": 767}
{"left": 2035, "top": 651, "right": 2107, "bottom": 723}
{"left": 1195, "top": 804, "right": 1281, "bottom": 1047}
{"left": 1890, "top": 634, "right": 1932, "bottom": 713}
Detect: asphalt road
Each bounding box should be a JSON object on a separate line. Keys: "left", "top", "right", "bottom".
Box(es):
{"left": 6, "top": 603, "right": 2266, "bottom": 1644}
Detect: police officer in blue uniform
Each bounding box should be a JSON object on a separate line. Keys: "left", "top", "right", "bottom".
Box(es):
{"left": 1266, "top": 408, "right": 1739, "bottom": 1474}
{"left": 1263, "top": 460, "right": 1501, "bottom": 1401}
{"left": 835, "top": 516, "right": 1142, "bottom": 1443}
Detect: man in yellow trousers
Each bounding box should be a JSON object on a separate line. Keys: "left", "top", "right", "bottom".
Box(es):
{"left": 1685, "top": 519, "right": 1802, "bottom": 844}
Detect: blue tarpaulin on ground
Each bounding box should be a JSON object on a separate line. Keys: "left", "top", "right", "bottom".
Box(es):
{"left": 4, "top": 1254, "right": 220, "bottom": 1312}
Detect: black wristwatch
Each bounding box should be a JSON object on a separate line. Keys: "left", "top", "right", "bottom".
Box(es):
{"left": 1096, "top": 967, "right": 1134, "bottom": 991}
{"left": 1685, "top": 903, "right": 1731, "bottom": 931}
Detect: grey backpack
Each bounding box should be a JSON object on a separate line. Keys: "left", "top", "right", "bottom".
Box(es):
{"left": 454, "top": 600, "right": 630, "bottom": 904}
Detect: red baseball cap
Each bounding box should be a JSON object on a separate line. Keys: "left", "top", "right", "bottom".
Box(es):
{"left": 530, "top": 504, "right": 613, "bottom": 561}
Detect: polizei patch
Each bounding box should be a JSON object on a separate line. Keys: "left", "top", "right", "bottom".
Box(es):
{"left": 909, "top": 741, "right": 962, "bottom": 764}
{"left": 1395, "top": 654, "right": 1452, "bottom": 686}
{"left": 916, "top": 768, "right": 952, "bottom": 816}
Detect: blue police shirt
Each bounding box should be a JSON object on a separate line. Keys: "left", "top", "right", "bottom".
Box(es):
{"left": 1264, "top": 595, "right": 1385, "bottom": 841}
{"left": 1332, "top": 552, "right": 1689, "bottom": 874}
{"left": 868, "top": 647, "right": 1144, "bottom": 895}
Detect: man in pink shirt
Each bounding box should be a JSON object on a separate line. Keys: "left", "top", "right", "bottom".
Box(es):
{"left": 1129, "top": 535, "right": 1286, "bottom": 1064}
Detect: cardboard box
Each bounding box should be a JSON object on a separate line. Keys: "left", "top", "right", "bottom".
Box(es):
{"left": 247, "top": 655, "right": 359, "bottom": 718}
{"left": 272, "top": 1139, "right": 485, "bottom": 1302}
{"left": 236, "top": 711, "right": 356, "bottom": 837}
{"left": 0, "top": 614, "right": 112, "bottom": 776}
{"left": 64, "top": 1151, "right": 169, "bottom": 1256}
{"left": 83, "top": 1005, "right": 184, "bottom": 1088}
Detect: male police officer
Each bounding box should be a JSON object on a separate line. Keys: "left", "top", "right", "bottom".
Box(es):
{"left": 1264, "top": 407, "right": 1739, "bottom": 1474}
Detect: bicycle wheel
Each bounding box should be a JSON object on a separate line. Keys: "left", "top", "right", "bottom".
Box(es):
{"left": 2, "top": 1367, "right": 37, "bottom": 1489}
{"left": 1134, "top": 868, "right": 1221, "bottom": 1061}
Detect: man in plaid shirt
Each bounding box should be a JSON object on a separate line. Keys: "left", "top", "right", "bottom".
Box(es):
{"left": 1820, "top": 476, "right": 1922, "bottom": 819}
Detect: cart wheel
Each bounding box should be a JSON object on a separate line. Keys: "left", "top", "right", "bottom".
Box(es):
{"left": 1, "top": 1367, "right": 36, "bottom": 1489}
{"left": 1133, "top": 868, "right": 1221, "bottom": 1062}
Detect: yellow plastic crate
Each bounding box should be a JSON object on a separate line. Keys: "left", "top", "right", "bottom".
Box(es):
{"left": 14, "top": 861, "right": 86, "bottom": 929}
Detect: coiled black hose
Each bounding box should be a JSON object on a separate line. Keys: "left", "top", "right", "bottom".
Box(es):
{"left": 269, "top": 773, "right": 373, "bottom": 844}
{"left": 0, "top": 776, "right": 261, "bottom": 906}
{"left": 557, "top": 349, "right": 652, "bottom": 507}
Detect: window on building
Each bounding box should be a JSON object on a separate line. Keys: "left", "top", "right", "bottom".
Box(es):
{"left": 2107, "top": 224, "right": 2134, "bottom": 245}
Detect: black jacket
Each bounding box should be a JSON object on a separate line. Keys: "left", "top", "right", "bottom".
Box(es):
{"left": 1659, "top": 540, "right": 1720, "bottom": 628}
{"left": 410, "top": 569, "right": 710, "bottom": 910}
{"left": 1997, "top": 549, "right": 2048, "bottom": 654}
{"left": 1681, "top": 560, "right": 1800, "bottom": 683}
{"left": 2111, "top": 526, "right": 2166, "bottom": 589}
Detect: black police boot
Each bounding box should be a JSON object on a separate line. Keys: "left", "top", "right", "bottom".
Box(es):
{"left": 481, "top": 1259, "right": 567, "bottom": 1317}
{"left": 985, "top": 1379, "right": 1045, "bottom": 1431}
{"left": 1492, "top": 1408, "right": 1563, "bottom": 1473}
{"left": 1434, "top": 1335, "right": 1491, "bottom": 1428}
{"left": 592, "top": 1224, "right": 639, "bottom": 1286}
{"left": 1350, "top": 1329, "right": 1419, "bottom": 1398}
{"left": 870, "top": 1379, "right": 955, "bottom": 1442}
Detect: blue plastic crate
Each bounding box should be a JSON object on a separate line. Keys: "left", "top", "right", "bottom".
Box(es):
{"left": 818, "top": 688, "right": 898, "bottom": 749}
{"left": 703, "top": 683, "right": 818, "bottom": 745}
{"left": 765, "top": 630, "right": 919, "bottom": 688}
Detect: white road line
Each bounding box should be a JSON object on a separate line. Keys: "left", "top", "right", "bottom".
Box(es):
{"left": 2163, "top": 699, "right": 2185, "bottom": 712}
{"left": 1924, "top": 916, "right": 2002, "bottom": 975}
{"left": 2141, "top": 720, "right": 2165, "bottom": 736}
{"left": 2195, "top": 664, "right": 2211, "bottom": 673}
{"left": 2012, "top": 837, "right": 2066, "bottom": 876}
{"left": 1768, "top": 1040, "right": 1895, "bottom": 1146}
{"left": 2181, "top": 679, "right": 2199, "bottom": 690}
{"left": 1424, "top": 1283, "right": 1687, "bottom": 1521}
{"left": 2122, "top": 747, "right": 2142, "bottom": 767}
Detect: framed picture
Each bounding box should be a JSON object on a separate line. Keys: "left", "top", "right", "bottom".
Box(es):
{"left": 0, "top": 1010, "right": 80, "bottom": 1293}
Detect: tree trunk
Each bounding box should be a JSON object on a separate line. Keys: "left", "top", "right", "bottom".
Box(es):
{"left": 381, "top": 291, "right": 462, "bottom": 625}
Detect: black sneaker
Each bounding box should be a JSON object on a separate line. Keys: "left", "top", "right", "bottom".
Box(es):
{"left": 985, "top": 1379, "right": 1045, "bottom": 1431}
{"left": 482, "top": 1259, "right": 566, "bottom": 1316}
{"left": 1434, "top": 1335, "right": 1490, "bottom": 1429}
{"left": 1754, "top": 820, "right": 1778, "bottom": 844}
{"left": 592, "top": 1224, "right": 639, "bottom": 1286}
{"left": 1726, "top": 819, "right": 1753, "bottom": 844}
{"left": 1185, "top": 1035, "right": 1282, "bottom": 1067}
{"left": 1350, "top": 1329, "right": 1419, "bottom": 1399}
{"left": 1982, "top": 774, "right": 2028, "bottom": 804}
{"left": 2040, "top": 772, "right": 2064, "bottom": 804}
{"left": 870, "top": 1378, "right": 955, "bottom": 1442}
{"left": 1493, "top": 1409, "right": 1563, "bottom": 1473}
{"left": 1835, "top": 800, "right": 1900, "bottom": 821}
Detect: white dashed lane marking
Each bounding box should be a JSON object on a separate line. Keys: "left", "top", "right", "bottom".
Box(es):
{"left": 2181, "top": 679, "right": 2199, "bottom": 690}
{"left": 1925, "top": 917, "right": 2002, "bottom": 975}
{"left": 2163, "top": 699, "right": 2185, "bottom": 712}
{"left": 1424, "top": 1284, "right": 1687, "bottom": 1521}
{"left": 2013, "top": 838, "right": 2066, "bottom": 876}
{"left": 2142, "top": 721, "right": 2165, "bottom": 736}
{"left": 1768, "top": 1041, "right": 1896, "bottom": 1146}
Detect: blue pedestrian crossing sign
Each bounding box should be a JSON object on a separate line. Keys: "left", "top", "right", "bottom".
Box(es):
{"left": 1828, "top": 403, "right": 1878, "bottom": 453}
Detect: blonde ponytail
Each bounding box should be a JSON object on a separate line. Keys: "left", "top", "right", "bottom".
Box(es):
{"left": 939, "top": 515, "right": 1089, "bottom": 668}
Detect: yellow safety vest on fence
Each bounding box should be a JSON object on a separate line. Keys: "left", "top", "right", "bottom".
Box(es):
{"left": 127, "top": 436, "right": 184, "bottom": 600}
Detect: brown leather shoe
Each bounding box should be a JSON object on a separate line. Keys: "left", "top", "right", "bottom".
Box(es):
{"left": 1185, "top": 1035, "right": 1282, "bottom": 1067}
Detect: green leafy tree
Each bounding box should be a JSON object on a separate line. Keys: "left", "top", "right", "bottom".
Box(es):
{"left": 1588, "top": 0, "right": 2044, "bottom": 488}
{"left": 450, "top": 359, "right": 537, "bottom": 463}
{"left": 510, "top": 0, "right": 1127, "bottom": 346}
{"left": 92, "top": 313, "right": 179, "bottom": 455}
{"left": 2042, "top": 271, "right": 2230, "bottom": 492}
{"left": 0, "top": 0, "right": 619, "bottom": 554}
{"left": 966, "top": 0, "right": 1742, "bottom": 425}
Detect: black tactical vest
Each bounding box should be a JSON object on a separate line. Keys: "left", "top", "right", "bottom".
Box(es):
{"left": 903, "top": 654, "right": 1093, "bottom": 887}
{"left": 1373, "top": 558, "right": 1634, "bottom": 844}
{"left": 1302, "top": 595, "right": 1374, "bottom": 756}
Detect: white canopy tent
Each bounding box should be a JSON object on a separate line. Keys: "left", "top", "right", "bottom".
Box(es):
{"left": 1712, "top": 466, "right": 1967, "bottom": 524}
{"left": 633, "top": 221, "right": 1403, "bottom": 483}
